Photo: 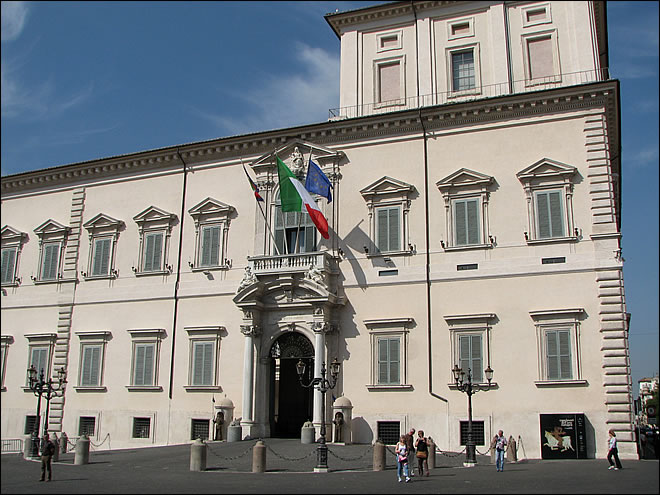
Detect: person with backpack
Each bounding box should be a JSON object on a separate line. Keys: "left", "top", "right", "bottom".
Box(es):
{"left": 414, "top": 429, "right": 430, "bottom": 476}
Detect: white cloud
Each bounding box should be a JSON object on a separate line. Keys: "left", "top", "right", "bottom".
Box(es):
{"left": 1, "top": 1, "right": 29, "bottom": 42}
{"left": 189, "top": 43, "right": 339, "bottom": 136}
{"left": 629, "top": 145, "right": 659, "bottom": 168}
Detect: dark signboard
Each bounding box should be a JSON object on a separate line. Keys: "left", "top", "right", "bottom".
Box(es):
{"left": 540, "top": 413, "right": 587, "bottom": 459}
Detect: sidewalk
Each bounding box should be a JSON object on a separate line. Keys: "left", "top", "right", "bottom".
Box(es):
{"left": 2, "top": 439, "right": 658, "bottom": 494}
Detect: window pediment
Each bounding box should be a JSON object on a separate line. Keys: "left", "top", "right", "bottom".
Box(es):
{"left": 517, "top": 158, "right": 577, "bottom": 186}
{"left": 83, "top": 213, "right": 124, "bottom": 234}
{"left": 436, "top": 168, "right": 494, "bottom": 193}
{"left": 188, "top": 197, "right": 235, "bottom": 226}
{"left": 34, "top": 219, "right": 70, "bottom": 239}
{"left": 1, "top": 225, "right": 28, "bottom": 245}
{"left": 360, "top": 176, "right": 415, "bottom": 204}
{"left": 133, "top": 206, "right": 177, "bottom": 229}
{"left": 251, "top": 140, "right": 343, "bottom": 171}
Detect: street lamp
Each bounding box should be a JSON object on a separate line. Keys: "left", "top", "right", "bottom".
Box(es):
{"left": 452, "top": 364, "right": 494, "bottom": 467}
{"left": 27, "top": 365, "right": 67, "bottom": 457}
{"left": 296, "top": 357, "right": 341, "bottom": 472}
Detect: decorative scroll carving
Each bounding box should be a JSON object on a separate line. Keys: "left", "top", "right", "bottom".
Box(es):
{"left": 240, "top": 325, "right": 261, "bottom": 338}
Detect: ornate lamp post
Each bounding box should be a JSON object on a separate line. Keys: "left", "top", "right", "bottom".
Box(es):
{"left": 27, "top": 365, "right": 67, "bottom": 457}
{"left": 452, "top": 364, "right": 493, "bottom": 467}
{"left": 296, "top": 357, "right": 341, "bottom": 473}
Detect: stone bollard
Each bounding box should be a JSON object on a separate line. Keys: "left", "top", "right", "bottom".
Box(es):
{"left": 490, "top": 435, "right": 497, "bottom": 464}
{"left": 507, "top": 436, "right": 517, "bottom": 463}
{"left": 252, "top": 440, "right": 266, "bottom": 473}
{"left": 301, "top": 421, "right": 315, "bottom": 444}
{"left": 52, "top": 435, "right": 60, "bottom": 462}
{"left": 189, "top": 438, "right": 207, "bottom": 471}
{"left": 74, "top": 435, "right": 90, "bottom": 465}
{"left": 372, "top": 440, "right": 386, "bottom": 471}
{"left": 227, "top": 425, "right": 242, "bottom": 443}
{"left": 427, "top": 437, "right": 435, "bottom": 470}
{"left": 23, "top": 435, "right": 33, "bottom": 459}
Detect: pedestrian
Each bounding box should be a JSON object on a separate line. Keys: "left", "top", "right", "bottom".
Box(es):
{"left": 40, "top": 433, "right": 56, "bottom": 482}
{"left": 404, "top": 428, "right": 416, "bottom": 476}
{"left": 60, "top": 431, "right": 68, "bottom": 453}
{"left": 414, "top": 429, "right": 430, "bottom": 476}
{"left": 494, "top": 429, "right": 507, "bottom": 472}
{"left": 395, "top": 435, "right": 411, "bottom": 483}
{"left": 607, "top": 429, "right": 623, "bottom": 470}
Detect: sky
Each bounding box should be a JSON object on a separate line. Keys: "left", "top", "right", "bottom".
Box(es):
{"left": 1, "top": 1, "right": 658, "bottom": 396}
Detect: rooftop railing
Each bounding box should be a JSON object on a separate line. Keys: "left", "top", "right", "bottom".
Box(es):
{"left": 329, "top": 68, "right": 610, "bottom": 120}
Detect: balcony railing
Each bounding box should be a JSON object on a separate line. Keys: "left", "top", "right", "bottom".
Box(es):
{"left": 329, "top": 68, "right": 610, "bottom": 120}
{"left": 248, "top": 251, "right": 335, "bottom": 277}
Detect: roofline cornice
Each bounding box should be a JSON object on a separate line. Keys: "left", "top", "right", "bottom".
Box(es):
{"left": 1, "top": 80, "right": 619, "bottom": 196}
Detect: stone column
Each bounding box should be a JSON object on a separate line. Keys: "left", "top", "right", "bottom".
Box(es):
{"left": 240, "top": 324, "right": 261, "bottom": 439}
{"left": 313, "top": 326, "right": 326, "bottom": 433}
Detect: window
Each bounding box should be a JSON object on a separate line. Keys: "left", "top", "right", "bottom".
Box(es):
{"left": 185, "top": 326, "right": 224, "bottom": 391}
{"left": 530, "top": 308, "right": 586, "bottom": 386}
{"left": 82, "top": 213, "right": 123, "bottom": 279}
{"left": 517, "top": 158, "right": 578, "bottom": 243}
{"left": 127, "top": 329, "right": 165, "bottom": 391}
{"left": 360, "top": 177, "right": 415, "bottom": 257}
{"left": 376, "top": 206, "right": 400, "bottom": 253}
{"left": 448, "top": 18, "right": 474, "bottom": 40}
{"left": 74, "top": 331, "right": 111, "bottom": 392}
{"left": 460, "top": 420, "right": 485, "bottom": 445}
{"left": 377, "top": 30, "right": 402, "bottom": 52}
{"left": 79, "top": 416, "right": 96, "bottom": 436}
{"left": 272, "top": 190, "right": 320, "bottom": 255}
{"left": 445, "top": 44, "right": 481, "bottom": 96}
{"left": 522, "top": 3, "right": 551, "bottom": 27}
{"left": 132, "top": 206, "right": 177, "bottom": 275}
{"left": 437, "top": 169, "right": 494, "bottom": 250}
{"left": 191, "top": 419, "right": 210, "bottom": 441}
{"left": 0, "top": 335, "right": 11, "bottom": 390}
{"left": 365, "top": 318, "right": 413, "bottom": 390}
{"left": 522, "top": 31, "right": 560, "bottom": 85}
{"left": 377, "top": 421, "right": 401, "bottom": 445}
{"left": 25, "top": 415, "right": 38, "bottom": 435}
{"left": 33, "top": 220, "right": 70, "bottom": 283}
{"left": 373, "top": 57, "right": 405, "bottom": 107}
{"left": 24, "top": 333, "right": 56, "bottom": 387}
{"left": 188, "top": 198, "right": 234, "bottom": 270}
{"left": 444, "top": 313, "right": 496, "bottom": 386}
{"left": 133, "top": 417, "right": 151, "bottom": 439}
{"left": 1, "top": 225, "right": 27, "bottom": 286}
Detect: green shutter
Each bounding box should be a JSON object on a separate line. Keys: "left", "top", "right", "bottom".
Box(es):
{"left": 30, "top": 347, "right": 49, "bottom": 377}
{"left": 467, "top": 199, "right": 480, "bottom": 245}
{"left": 134, "top": 344, "right": 146, "bottom": 385}
{"left": 377, "top": 209, "right": 388, "bottom": 252}
{"left": 193, "top": 342, "right": 214, "bottom": 386}
{"left": 1, "top": 248, "right": 16, "bottom": 284}
{"left": 558, "top": 330, "right": 572, "bottom": 379}
{"left": 548, "top": 191, "right": 564, "bottom": 237}
{"left": 537, "top": 191, "right": 564, "bottom": 239}
{"left": 388, "top": 207, "right": 400, "bottom": 251}
{"left": 92, "top": 238, "right": 111, "bottom": 276}
{"left": 200, "top": 227, "right": 212, "bottom": 266}
{"left": 545, "top": 330, "right": 559, "bottom": 380}
{"left": 471, "top": 335, "right": 482, "bottom": 382}
{"left": 389, "top": 337, "right": 400, "bottom": 384}
{"left": 378, "top": 339, "right": 388, "bottom": 384}
{"left": 81, "top": 345, "right": 101, "bottom": 387}
{"left": 536, "top": 192, "right": 551, "bottom": 239}
{"left": 209, "top": 227, "right": 220, "bottom": 265}
{"left": 41, "top": 243, "right": 59, "bottom": 280}
{"left": 459, "top": 335, "right": 470, "bottom": 372}
{"left": 455, "top": 200, "right": 467, "bottom": 245}
{"left": 143, "top": 233, "right": 163, "bottom": 272}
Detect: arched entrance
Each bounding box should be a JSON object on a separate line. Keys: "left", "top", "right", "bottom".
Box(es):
{"left": 269, "top": 332, "right": 314, "bottom": 438}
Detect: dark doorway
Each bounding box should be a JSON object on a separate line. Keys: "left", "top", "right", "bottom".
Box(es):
{"left": 269, "top": 332, "right": 314, "bottom": 438}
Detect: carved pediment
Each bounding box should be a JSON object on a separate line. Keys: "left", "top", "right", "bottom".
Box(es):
{"left": 436, "top": 168, "right": 494, "bottom": 192}
{"left": 360, "top": 176, "right": 415, "bottom": 202}
{"left": 188, "top": 197, "right": 235, "bottom": 226}
{"left": 517, "top": 158, "right": 577, "bottom": 184}
{"left": 133, "top": 206, "right": 177, "bottom": 226}
{"left": 249, "top": 139, "right": 344, "bottom": 179}
{"left": 33, "top": 219, "right": 70, "bottom": 238}
{"left": 1, "top": 225, "right": 28, "bottom": 245}
{"left": 83, "top": 213, "right": 124, "bottom": 233}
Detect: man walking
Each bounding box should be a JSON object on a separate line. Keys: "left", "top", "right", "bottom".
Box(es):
{"left": 40, "top": 433, "right": 56, "bottom": 481}
{"left": 495, "top": 430, "right": 508, "bottom": 472}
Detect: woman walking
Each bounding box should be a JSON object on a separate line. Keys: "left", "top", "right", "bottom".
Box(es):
{"left": 607, "top": 429, "right": 623, "bottom": 470}
{"left": 395, "top": 435, "right": 411, "bottom": 482}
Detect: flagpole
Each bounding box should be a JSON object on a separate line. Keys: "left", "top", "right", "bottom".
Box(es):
{"left": 274, "top": 154, "right": 291, "bottom": 255}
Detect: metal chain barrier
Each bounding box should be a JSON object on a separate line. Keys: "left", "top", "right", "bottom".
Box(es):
{"left": 206, "top": 440, "right": 256, "bottom": 461}
{"left": 476, "top": 444, "right": 494, "bottom": 456}
{"left": 89, "top": 433, "right": 111, "bottom": 450}
{"left": 326, "top": 444, "right": 373, "bottom": 461}
{"left": 264, "top": 441, "right": 317, "bottom": 462}
{"left": 436, "top": 446, "right": 467, "bottom": 457}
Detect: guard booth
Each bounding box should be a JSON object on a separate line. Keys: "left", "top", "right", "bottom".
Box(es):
{"left": 540, "top": 413, "right": 587, "bottom": 459}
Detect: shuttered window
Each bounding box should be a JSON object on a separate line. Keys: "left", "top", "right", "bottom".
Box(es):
{"left": 133, "top": 343, "right": 155, "bottom": 386}
{"left": 545, "top": 329, "right": 572, "bottom": 380}
{"left": 452, "top": 49, "right": 475, "bottom": 91}
{"left": 376, "top": 206, "right": 400, "bottom": 253}
{"left": 459, "top": 334, "right": 483, "bottom": 383}
{"left": 535, "top": 190, "right": 564, "bottom": 238}
{"left": 80, "top": 344, "right": 102, "bottom": 386}
{"left": 527, "top": 36, "right": 554, "bottom": 80}
{"left": 192, "top": 341, "right": 214, "bottom": 386}
{"left": 142, "top": 232, "right": 163, "bottom": 272}
{"left": 1, "top": 247, "right": 17, "bottom": 284}
{"left": 41, "top": 242, "right": 60, "bottom": 280}
{"left": 91, "top": 238, "right": 112, "bottom": 276}
{"left": 377, "top": 337, "right": 400, "bottom": 385}
{"left": 200, "top": 226, "right": 221, "bottom": 267}
{"left": 29, "top": 346, "right": 49, "bottom": 379}
{"left": 454, "top": 198, "right": 480, "bottom": 245}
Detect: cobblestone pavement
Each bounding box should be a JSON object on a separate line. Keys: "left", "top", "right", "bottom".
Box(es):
{"left": 2, "top": 439, "right": 658, "bottom": 494}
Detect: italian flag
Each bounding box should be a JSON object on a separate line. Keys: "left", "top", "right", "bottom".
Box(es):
{"left": 276, "top": 156, "right": 329, "bottom": 239}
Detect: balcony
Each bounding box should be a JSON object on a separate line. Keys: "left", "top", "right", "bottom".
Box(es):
{"left": 248, "top": 251, "right": 337, "bottom": 277}
{"left": 329, "top": 68, "right": 610, "bottom": 120}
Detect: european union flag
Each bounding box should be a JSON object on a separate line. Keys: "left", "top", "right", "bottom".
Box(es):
{"left": 304, "top": 159, "right": 333, "bottom": 203}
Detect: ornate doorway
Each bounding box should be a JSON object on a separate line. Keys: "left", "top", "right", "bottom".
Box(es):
{"left": 269, "top": 332, "right": 314, "bottom": 438}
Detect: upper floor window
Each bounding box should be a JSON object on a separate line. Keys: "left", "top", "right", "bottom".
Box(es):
{"left": 132, "top": 206, "right": 177, "bottom": 275}
{"left": 33, "top": 220, "right": 70, "bottom": 283}
{"left": 74, "top": 331, "right": 111, "bottom": 392}
{"left": 530, "top": 308, "right": 586, "bottom": 386}
{"left": 374, "top": 56, "right": 405, "bottom": 107}
{"left": 365, "top": 317, "right": 414, "bottom": 390}
{"left": 522, "top": 3, "right": 551, "bottom": 27}
{"left": 24, "top": 333, "right": 56, "bottom": 387}
{"left": 446, "top": 43, "right": 481, "bottom": 96}
{"left": 517, "top": 158, "right": 578, "bottom": 244}
{"left": 82, "top": 213, "right": 124, "bottom": 279}
{"left": 445, "top": 313, "right": 496, "bottom": 387}
{"left": 127, "top": 328, "right": 166, "bottom": 391}
{"left": 1, "top": 225, "right": 28, "bottom": 286}
{"left": 377, "top": 30, "right": 402, "bottom": 52}
{"left": 447, "top": 17, "right": 474, "bottom": 40}
{"left": 522, "top": 30, "right": 560, "bottom": 85}
{"left": 436, "top": 169, "right": 495, "bottom": 250}
{"left": 188, "top": 198, "right": 235, "bottom": 270}
{"left": 360, "top": 176, "right": 415, "bottom": 256}
{"left": 274, "top": 193, "right": 318, "bottom": 254}
{"left": 184, "top": 326, "right": 225, "bottom": 392}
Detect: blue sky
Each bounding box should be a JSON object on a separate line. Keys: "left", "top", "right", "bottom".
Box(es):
{"left": 1, "top": 1, "right": 658, "bottom": 396}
